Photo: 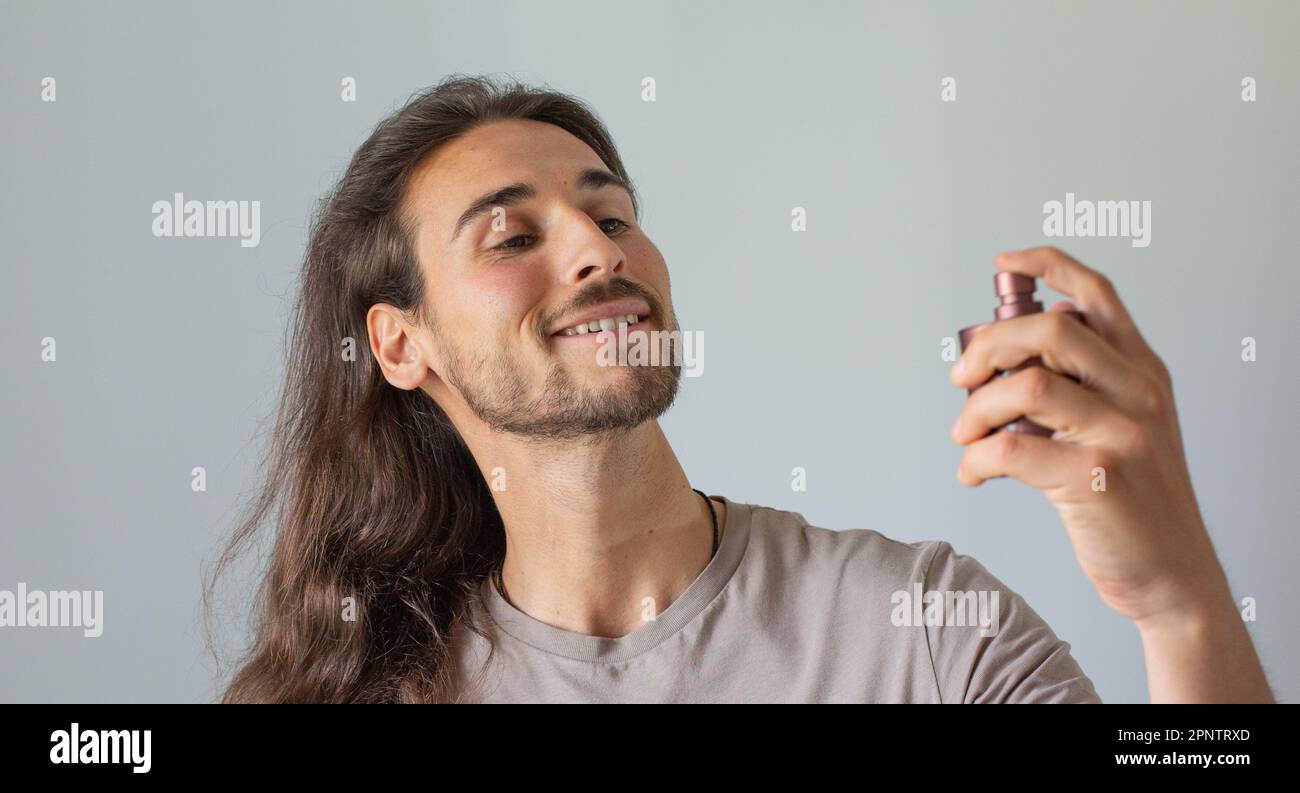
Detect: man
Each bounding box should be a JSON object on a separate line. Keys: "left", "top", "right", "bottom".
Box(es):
{"left": 220, "top": 75, "right": 1273, "bottom": 703}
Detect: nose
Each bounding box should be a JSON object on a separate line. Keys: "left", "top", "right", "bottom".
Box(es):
{"left": 554, "top": 208, "right": 625, "bottom": 285}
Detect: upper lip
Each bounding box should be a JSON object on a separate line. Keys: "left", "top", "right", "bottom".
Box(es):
{"left": 550, "top": 298, "right": 651, "bottom": 335}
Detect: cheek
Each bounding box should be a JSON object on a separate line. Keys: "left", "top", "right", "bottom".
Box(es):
{"left": 453, "top": 266, "right": 547, "bottom": 338}
{"left": 630, "top": 237, "right": 671, "bottom": 293}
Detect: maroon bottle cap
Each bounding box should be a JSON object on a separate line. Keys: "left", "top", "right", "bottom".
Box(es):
{"left": 952, "top": 271, "right": 1087, "bottom": 439}
{"left": 993, "top": 272, "right": 1043, "bottom": 320}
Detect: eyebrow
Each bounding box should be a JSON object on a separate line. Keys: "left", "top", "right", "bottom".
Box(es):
{"left": 448, "top": 168, "right": 633, "bottom": 242}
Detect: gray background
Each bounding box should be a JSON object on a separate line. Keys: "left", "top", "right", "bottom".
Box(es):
{"left": 2, "top": 0, "right": 1296, "bottom": 703}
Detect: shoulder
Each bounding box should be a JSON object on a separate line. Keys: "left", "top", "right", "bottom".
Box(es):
{"left": 739, "top": 499, "right": 950, "bottom": 587}
{"left": 740, "top": 499, "right": 1050, "bottom": 602}
{"left": 732, "top": 499, "right": 1101, "bottom": 703}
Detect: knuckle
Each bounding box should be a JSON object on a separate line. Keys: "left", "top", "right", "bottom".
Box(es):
{"left": 1135, "top": 376, "right": 1166, "bottom": 416}
{"left": 1091, "top": 272, "right": 1117, "bottom": 301}
{"left": 1151, "top": 353, "right": 1172, "bottom": 386}
{"left": 992, "top": 428, "right": 1021, "bottom": 464}
{"left": 1020, "top": 365, "right": 1053, "bottom": 404}
{"left": 1113, "top": 414, "right": 1152, "bottom": 455}
{"left": 1044, "top": 310, "right": 1073, "bottom": 346}
{"left": 1085, "top": 446, "right": 1115, "bottom": 474}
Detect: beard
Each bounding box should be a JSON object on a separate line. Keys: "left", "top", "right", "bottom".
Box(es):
{"left": 437, "top": 300, "right": 682, "bottom": 442}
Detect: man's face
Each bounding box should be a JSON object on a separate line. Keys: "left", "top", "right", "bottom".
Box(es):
{"left": 402, "top": 118, "right": 681, "bottom": 440}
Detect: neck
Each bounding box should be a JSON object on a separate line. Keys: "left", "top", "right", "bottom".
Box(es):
{"left": 457, "top": 418, "right": 720, "bottom": 637}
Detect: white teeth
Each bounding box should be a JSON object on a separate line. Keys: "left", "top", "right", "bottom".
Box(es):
{"left": 558, "top": 313, "right": 643, "bottom": 336}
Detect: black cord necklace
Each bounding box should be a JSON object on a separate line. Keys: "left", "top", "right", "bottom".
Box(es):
{"left": 492, "top": 488, "right": 719, "bottom": 607}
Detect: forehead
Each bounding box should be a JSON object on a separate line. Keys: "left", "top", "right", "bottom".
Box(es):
{"left": 404, "top": 118, "right": 612, "bottom": 236}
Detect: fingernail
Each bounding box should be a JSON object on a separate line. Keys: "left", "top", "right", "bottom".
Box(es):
{"left": 949, "top": 417, "right": 962, "bottom": 438}
{"left": 952, "top": 357, "right": 966, "bottom": 376}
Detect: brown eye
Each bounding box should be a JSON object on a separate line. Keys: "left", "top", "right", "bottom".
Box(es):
{"left": 494, "top": 218, "right": 625, "bottom": 252}
{"left": 495, "top": 234, "right": 535, "bottom": 251}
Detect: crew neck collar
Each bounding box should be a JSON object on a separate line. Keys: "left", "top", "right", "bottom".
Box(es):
{"left": 477, "top": 495, "right": 751, "bottom": 664}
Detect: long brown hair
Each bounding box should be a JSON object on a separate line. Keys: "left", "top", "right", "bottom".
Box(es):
{"left": 209, "top": 74, "right": 639, "bottom": 703}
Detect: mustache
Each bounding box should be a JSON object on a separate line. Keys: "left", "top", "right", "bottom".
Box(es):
{"left": 540, "top": 278, "right": 663, "bottom": 338}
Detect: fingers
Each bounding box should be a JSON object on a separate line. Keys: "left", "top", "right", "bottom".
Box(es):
{"left": 951, "top": 365, "right": 1126, "bottom": 445}
{"left": 951, "top": 249, "right": 1175, "bottom": 495}
{"left": 950, "top": 308, "right": 1150, "bottom": 414}
{"left": 994, "top": 247, "right": 1147, "bottom": 358}
{"left": 955, "top": 425, "right": 1095, "bottom": 489}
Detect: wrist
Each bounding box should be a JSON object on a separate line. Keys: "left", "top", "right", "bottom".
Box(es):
{"left": 1133, "top": 574, "right": 1273, "bottom": 704}
{"left": 1132, "top": 527, "right": 1234, "bottom": 635}
{"left": 1134, "top": 578, "right": 1237, "bottom": 640}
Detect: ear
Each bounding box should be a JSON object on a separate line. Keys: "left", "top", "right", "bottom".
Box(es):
{"left": 367, "top": 303, "right": 437, "bottom": 390}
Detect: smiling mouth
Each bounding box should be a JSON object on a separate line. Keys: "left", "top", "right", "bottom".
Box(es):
{"left": 554, "top": 313, "right": 647, "bottom": 337}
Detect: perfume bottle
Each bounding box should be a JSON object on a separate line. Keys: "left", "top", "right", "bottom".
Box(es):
{"left": 956, "top": 272, "right": 1083, "bottom": 437}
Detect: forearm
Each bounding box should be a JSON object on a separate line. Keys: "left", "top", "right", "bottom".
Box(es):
{"left": 1137, "top": 579, "right": 1274, "bottom": 703}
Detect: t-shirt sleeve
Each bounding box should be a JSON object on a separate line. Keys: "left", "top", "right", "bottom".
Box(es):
{"left": 919, "top": 541, "right": 1102, "bottom": 703}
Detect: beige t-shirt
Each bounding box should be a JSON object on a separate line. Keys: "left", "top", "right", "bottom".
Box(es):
{"left": 451, "top": 496, "right": 1102, "bottom": 703}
